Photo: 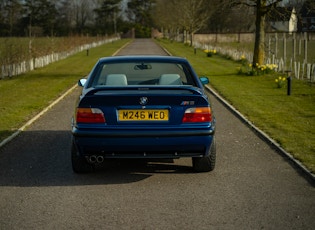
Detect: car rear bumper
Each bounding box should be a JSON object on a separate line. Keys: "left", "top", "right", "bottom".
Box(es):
{"left": 72, "top": 126, "right": 214, "bottom": 137}
{"left": 72, "top": 128, "right": 215, "bottom": 158}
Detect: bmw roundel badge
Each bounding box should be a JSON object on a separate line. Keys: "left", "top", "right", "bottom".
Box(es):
{"left": 139, "top": 97, "right": 148, "bottom": 105}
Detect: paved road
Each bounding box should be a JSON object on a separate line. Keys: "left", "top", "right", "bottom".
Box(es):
{"left": 0, "top": 39, "right": 314, "bottom": 229}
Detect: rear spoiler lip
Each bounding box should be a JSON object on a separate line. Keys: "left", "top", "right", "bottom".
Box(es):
{"left": 84, "top": 85, "right": 204, "bottom": 96}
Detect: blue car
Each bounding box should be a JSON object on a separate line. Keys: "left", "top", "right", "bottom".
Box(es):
{"left": 71, "top": 55, "right": 216, "bottom": 173}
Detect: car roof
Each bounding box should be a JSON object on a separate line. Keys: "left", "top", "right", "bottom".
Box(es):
{"left": 97, "top": 55, "right": 189, "bottom": 64}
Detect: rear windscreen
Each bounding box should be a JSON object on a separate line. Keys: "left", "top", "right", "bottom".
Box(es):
{"left": 90, "top": 62, "right": 196, "bottom": 86}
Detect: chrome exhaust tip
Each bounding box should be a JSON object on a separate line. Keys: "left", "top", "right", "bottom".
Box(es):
{"left": 86, "top": 155, "right": 104, "bottom": 164}
{"left": 96, "top": 156, "right": 104, "bottom": 163}
{"left": 88, "top": 155, "right": 97, "bottom": 164}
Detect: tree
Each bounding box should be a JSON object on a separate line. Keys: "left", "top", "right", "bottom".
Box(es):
{"left": 55, "top": 0, "right": 100, "bottom": 36}
{"left": 94, "top": 0, "right": 122, "bottom": 35}
{"left": 55, "top": 0, "right": 75, "bottom": 35}
{"left": 1, "top": 0, "right": 22, "bottom": 36}
{"left": 298, "top": 0, "right": 315, "bottom": 32}
{"left": 177, "top": 0, "right": 212, "bottom": 45}
{"left": 126, "top": 0, "right": 154, "bottom": 26}
{"left": 21, "top": 0, "right": 57, "bottom": 36}
{"left": 73, "top": 0, "right": 92, "bottom": 34}
{"left": 227, "top": 0, "right": 285, "bottom": 66}
{"left": 126, "top": 0, "right": 155, "bottom": 37}
{"left": 154, "top": 0, "right": 214, "bottom": 45}
{"left": 155, "top": 0, "right": 301, "bottom": 67}
{"left": 205, "top": 3, "right": 255, "bottom": 33}
{"left": 38, "top": 0, "right": 57, "bottom": 36}
{"left": 253, "top": 0, "right": 280, "bottom": 66}
{"left": 152, "top": 0, "right": 177, "bottom": 38}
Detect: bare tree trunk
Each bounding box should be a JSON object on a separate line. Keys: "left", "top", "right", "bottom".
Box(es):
{"left": 253, "top": 0, "right": 266, "bottom": 66}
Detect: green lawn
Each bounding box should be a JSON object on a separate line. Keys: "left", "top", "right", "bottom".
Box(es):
{"left": 0, "top": 39, "right": 130, "bottom": 141}
{"left": 157, "top": 38, "right": 315, "bottom": 173}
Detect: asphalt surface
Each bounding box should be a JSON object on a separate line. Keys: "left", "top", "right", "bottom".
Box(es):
{"left": 0, "top": 39, "right": 314, "bottom": 229}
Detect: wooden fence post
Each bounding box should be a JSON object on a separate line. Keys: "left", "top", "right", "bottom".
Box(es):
{"left": 268, "top": 35, "right": 271, "bottom": 60}
{"left": 312, "top": 64, "right": 315, "bottom": 82}
{"left": 275, "top": 33, "right": 278, "bottom": 58}
{"left": 293, "top": 33, "right": 296, "bottom": 62}
{"left": 304, "top": 32, "right": 308, "bottom": 64}
{"left": 307, "top": 64, "right": 311, "bottom": 80}
{"left": 283, "top": 33, "right": 287, "bottom": 70}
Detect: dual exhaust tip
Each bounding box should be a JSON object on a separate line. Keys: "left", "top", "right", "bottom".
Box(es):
{"left": 87, "top": 155, "right": 104, "bottom": 164}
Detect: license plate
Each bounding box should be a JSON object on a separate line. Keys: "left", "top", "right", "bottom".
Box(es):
{"left": 118, "top": 109, "right": 169, "bottom": 121}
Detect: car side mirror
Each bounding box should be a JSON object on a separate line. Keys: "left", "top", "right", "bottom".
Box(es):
{"left": 199, "top": 77, "right": 209, "bottom": 85}
{"left": 78, "top": 79, "right": 87, "bottom": 87}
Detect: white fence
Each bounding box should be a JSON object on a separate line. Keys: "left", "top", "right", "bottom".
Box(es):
{"left": 173, "top": 32, "right": 315, "bottom": 82}
{"left": 1, "top": 37, "right": 120, "bottom": 79}
{"left": 192, "top": 39, "right": 315, "bottom": 82}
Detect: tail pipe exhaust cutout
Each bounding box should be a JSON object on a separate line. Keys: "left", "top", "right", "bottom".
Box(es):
{"left": 87, "top": 155, "right": 104, "bottom": 164}
{"left": 96, "top": 156, "right": 104, "bottom": 163}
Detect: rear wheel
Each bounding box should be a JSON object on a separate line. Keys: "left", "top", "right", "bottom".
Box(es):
{"left": 71, "top": 141, "right": 94, "bottom": 173}
{"left": 192, "top": 137, "right": 216, "bottom": 172}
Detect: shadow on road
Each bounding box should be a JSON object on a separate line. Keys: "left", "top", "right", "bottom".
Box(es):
{"left": 0, "top": 130, "right": 193, "bottom": 187}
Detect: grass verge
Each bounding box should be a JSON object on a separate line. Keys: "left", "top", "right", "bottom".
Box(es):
{"left": 0, "top": 39, "right": 130, "bottom": 142}
{"left": 157, "top": 38, "right": 315, "bottom": 173}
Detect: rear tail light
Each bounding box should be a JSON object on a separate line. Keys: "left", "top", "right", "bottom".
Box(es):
{"left": 76, "top": 108, "right": 105, "bottom": 123}
{"left": 182, "top": 107, "right": 212, "bottom": 123}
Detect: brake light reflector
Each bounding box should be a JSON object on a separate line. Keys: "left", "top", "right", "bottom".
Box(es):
{"left": 76, "top": 108, "right": 105, "bottom": 123}
{"left": 182, "top": 107, "right": 212, "bottom": 123}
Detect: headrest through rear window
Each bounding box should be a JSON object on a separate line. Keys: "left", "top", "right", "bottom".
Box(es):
{"left": 105, "top": 74, "right": 128, "bottom": 86}
{"left": 159, "top": 74, "right": 182, "bottom": 85}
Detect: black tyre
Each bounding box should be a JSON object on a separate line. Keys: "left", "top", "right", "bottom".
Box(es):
{"left": 71, "top": 141, "right": 94, "bottom": 173}
{"left": 192, "top": 137, "right": 216, "bottom": 172}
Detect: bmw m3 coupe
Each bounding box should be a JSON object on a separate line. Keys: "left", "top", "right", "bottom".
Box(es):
{"left": 71, "top": 55, "right": 216, "bottom": 173}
